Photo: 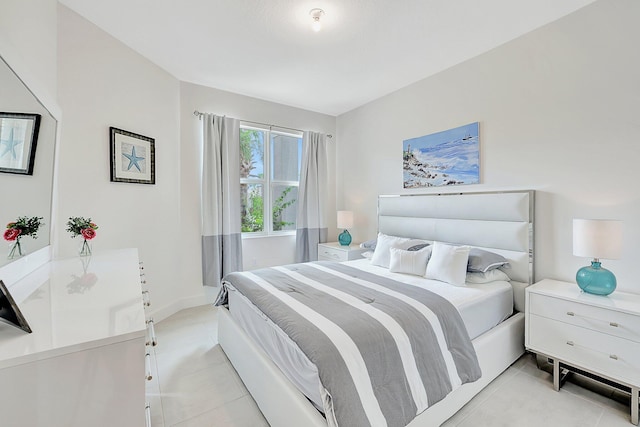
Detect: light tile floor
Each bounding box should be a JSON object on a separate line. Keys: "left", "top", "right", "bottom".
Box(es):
{"left": 148, "top": 305, "right": 634, "bottom": 427}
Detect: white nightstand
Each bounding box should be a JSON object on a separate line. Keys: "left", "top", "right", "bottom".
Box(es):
{"left": 525, "top": 279, "right": 640, "bottom": 425}
{"left": 317, "top": 242, "right": 367, "bottom": 261}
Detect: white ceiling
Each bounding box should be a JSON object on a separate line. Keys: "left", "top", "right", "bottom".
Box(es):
{"left": 59, "top": 0, "right": 596, "bottom": 116}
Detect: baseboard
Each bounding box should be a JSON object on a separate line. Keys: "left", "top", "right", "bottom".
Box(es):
{"left": 148, "top": 293, "right": 209, "bottom": 322}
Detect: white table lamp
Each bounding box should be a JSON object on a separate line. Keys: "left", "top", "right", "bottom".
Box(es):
{"left": 573, "top": 219, "right": 622, "bottom": 296}
{"left": 337, "top": 211, "right": 354, "bottom": 246}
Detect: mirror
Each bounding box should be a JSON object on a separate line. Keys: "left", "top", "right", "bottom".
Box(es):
{"left": 0, "top": 54, "right": 56, "bottom": 268}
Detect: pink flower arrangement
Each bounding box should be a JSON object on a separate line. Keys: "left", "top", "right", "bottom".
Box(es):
{"left": 81, "top": 228, "right": 96, "bottom": 240}
{"left": 4, "top": 217, "right": 43, "bottom": 240}
{"left": 66, "top": 217, "right": 98, "bottom": 256}
{"left": 4, "top": 216, "right": 43, "bottom": 259}
{"left": 66, "top": 217, "right": 99, "bottom": 239}
{"left": 3, "top": 228, "right": 21, "bottom": 242}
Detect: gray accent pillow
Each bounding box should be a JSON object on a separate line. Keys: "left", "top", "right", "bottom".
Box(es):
{"left": 466, "top": 269, "right": 511, "bottom": 284}
{"left": 467, "top": 248, "right": 510, "bottom": 273}
{"left": 360, "top": 239, "right": 377, "bottom": 250}
{"left": 407, "top": 243, "right": 430, "bottom": 251}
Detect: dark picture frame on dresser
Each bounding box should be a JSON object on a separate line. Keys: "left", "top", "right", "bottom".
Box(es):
{"left": 0, "top": 280, "right": 32, "bottom": 333}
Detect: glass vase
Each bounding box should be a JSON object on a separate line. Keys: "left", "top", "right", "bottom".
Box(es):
{"left": 78, "top": 239, "right": 92, "bottom": 257}
{"left": 338, "top": 229, "right": 352, "bottom": 246}
{"left": 576, "top": 260, "right": 617, "bottom": 296}
{"left": 8, "top": 238, "right": 24, "bottom": 259}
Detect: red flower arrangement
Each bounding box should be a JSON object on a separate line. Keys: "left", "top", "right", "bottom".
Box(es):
{"left": 81, "top": 228, "right": 97, "bottom": 240}
{"left": 66, "top": 217, "right": 99, "bottom": 256}
{"left": 4, "top": 216, "right": 44, "bottom": 259}
{"left": 4, "top": 228, "right": 21, "bottom": 242}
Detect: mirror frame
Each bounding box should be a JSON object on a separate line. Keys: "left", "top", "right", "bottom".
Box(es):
{"left": 0, "top": 41, "right": 61, "bottom": 288}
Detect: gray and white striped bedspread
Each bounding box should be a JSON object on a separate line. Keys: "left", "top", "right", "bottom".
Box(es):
{"left": 217, "top": 261, "right": 481, "bottom": 427}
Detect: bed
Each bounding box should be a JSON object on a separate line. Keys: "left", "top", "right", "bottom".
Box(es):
{"left": 217, "top": 190, "right": 534, "bottom": 427}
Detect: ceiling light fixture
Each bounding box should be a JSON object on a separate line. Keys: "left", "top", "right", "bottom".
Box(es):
{"left": 309, "top": 8, "right": 325, "bottom": 32}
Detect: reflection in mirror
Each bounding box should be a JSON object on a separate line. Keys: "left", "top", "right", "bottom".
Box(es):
{"left": 0, "top": 55, "right": 56, "bottom": 268}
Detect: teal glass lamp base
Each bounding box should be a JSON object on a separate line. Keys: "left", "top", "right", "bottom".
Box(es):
{"left": 338, "top": 230, "right": 352, "bottom": 246}
{"left": 576, "top": 260, "right": 617, "bottom": 296}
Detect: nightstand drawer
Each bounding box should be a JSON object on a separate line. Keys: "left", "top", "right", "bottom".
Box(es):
{"left": 529, "top": 293, "right": 640, "bottom": 343}
{"left": 319, "top": 246, "right": 348, "bottom": 261}
{"left": 317, "top": 243, "right": 366, "bottom": 262}
{"left": 529, "top": 314, "right": 640, "bottom": 386}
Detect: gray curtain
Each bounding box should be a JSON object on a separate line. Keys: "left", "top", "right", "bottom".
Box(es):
{"left": 201, "top": 114, "right": 243, "bottom": 286}
{"left": 295, "top": 131, "right": 329, "bottom": 262}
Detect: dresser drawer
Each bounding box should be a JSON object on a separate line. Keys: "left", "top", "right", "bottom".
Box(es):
{"left": 529, "top": 314, "right": 640, "bottom": 386}
{"left": 529, "top": 293, "right": 640, "bottom": 343}
{"left": 319, "top": 246, "right": 348, "bottom": 261}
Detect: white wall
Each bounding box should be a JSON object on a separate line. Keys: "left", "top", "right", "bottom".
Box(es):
{"left": 0, "top": 0, "right": 58, "bottom": 102}
{"left": 180, "top": 81, "right": 336, "bottom": 300}
{"left": 57, "top": 5, "right": 189, "bottom": 317}
{"left": 336, "top": 0, "right": 640, "bottom": 293}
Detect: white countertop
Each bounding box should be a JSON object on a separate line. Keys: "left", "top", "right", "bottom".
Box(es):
{"left": 0, "top": 249, "right": 146, "bottom": 369}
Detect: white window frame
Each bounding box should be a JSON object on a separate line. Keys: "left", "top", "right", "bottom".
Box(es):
{"left": 240, "top": 123, "right": 302, "bottom": 238}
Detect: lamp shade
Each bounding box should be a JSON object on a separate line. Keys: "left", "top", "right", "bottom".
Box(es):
{"left": 573, "top": 219, "right": 622, "bottom": 260}
{"left": 337, "top": 211, "right": 354, "bottom": 229}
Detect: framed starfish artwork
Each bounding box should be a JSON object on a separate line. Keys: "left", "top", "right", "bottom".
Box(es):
{"left": 110, "top": 127, "right": 155, "bottom": 184}
{"left": 0, "top": 112, "right": 41, "bottom": 175}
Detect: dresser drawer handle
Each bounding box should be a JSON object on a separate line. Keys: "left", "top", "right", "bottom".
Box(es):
{"left": 146, "top": 318, "right": 157, "bottom": 346}
{"left": 565, "top": 340, "right": 619, "bottom": 361}
{"left": 566, "top": 312, "right": 621, "bottom": 329}
{"left": 145, "top": 352, "right": 153, "bottom": 380}
{"left": 142, "top": 290, "right": 151, "bottom": 307}
{"left": 145, "top": 402, "right": 151, "bottom": 427}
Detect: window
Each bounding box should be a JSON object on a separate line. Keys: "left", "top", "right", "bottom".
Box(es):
{"left": 240, "top": 125, "right": 302, "bottom": 235}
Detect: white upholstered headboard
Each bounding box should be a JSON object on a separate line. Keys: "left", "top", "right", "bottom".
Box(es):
{"left": 378, "top": 191, "right": 534, "bottom": 312}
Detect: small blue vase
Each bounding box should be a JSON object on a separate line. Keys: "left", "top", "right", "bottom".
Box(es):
{"left": 338, "top": 230, "right": 352, "bottom": 246}
{"left": 576, "top": 260, "right": 616, "bottom": 296}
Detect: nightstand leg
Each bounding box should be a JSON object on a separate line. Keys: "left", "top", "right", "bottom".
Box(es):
{"left": 632, "top": 387, "right": 639, "bottom": 426}
{"left": 553, "top": 359, "right": 560, "bottom": 391}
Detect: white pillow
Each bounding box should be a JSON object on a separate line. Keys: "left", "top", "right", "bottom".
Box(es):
{"left": 388, "top": 246, "right": 432, "bottom": 276}
{"left": 425, "top": 241, "right": 470, "bottom": 286}
{"left": 465, "top": 269, "right": 510, "bottom": 284}
{"left": 370, "top": 232, "right": 426, "bottom": 268}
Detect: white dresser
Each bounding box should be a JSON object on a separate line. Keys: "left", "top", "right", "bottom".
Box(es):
{"left": 525, "top": 279, "right": 640, "bottom": 425}
{"left": 0, "top": 249, "right": 148, "bottom": 427}
{"left": 317, "top": 242, "right": 367, "bottom": 261}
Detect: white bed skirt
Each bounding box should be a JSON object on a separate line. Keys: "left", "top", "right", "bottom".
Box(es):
{"left": 218, "top": 307, "right": 525, "bottom": 427}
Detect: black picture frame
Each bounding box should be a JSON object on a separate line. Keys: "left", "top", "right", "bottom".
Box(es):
{"left": 109, "top": 127, "right": 155, "bottom": 185}
{"left": 0, "top": 280, "right": 32, "bottom": 333}
{"left": 0, "top": 112, "right": 41, "bottom": 175}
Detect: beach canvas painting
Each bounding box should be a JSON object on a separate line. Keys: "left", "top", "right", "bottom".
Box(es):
{"left": 403, "top": 122, "right": 479, "bottom": 188}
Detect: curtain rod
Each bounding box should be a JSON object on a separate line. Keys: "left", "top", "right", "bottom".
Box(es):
{"left": 193, "top": 110, "right": 332, "bottom": 139}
